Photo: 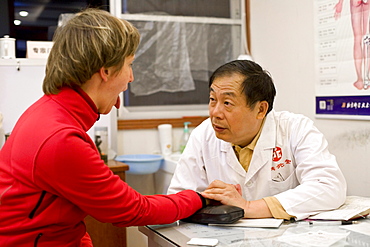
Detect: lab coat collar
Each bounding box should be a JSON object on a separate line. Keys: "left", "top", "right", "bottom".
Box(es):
{"left": 247, "top": 111, "right": 277, "bottom": 179}
{"left": 256, "top": 110, "right": 277, "bottom": 150}
{"left": 220, "top": 110, "right": 277, "bottom": 179}
{"left": 222, "top": 142, "right": 246, "bottom": 176}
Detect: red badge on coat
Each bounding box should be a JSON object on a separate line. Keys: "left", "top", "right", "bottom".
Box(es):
{"left": 272, "top": 146, "right": 282, "bottom": 162}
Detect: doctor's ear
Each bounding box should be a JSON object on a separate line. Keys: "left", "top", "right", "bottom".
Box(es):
{"left": 257, "top": 101, "right": 268, "bottom": 119}
{"left": 99, "top": 67, "right": 109, "bottom": 82}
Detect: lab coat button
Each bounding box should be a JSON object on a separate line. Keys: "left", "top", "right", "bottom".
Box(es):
{"left": 246, "top": 181, "right": 253, "bottom": 187}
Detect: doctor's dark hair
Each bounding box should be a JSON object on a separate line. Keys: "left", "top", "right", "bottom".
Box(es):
{"left": 43, "top": 8, "right": 140, "bottom": 95}
{"left": 209, "top": 60, "right": 276, "bottom": 114}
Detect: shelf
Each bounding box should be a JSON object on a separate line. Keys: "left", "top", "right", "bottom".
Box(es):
{"left": 0, "top": 58, "right": 47, "bottom": 66}
{"left": 117, "top": 116, "right": 208, "bottom": 130}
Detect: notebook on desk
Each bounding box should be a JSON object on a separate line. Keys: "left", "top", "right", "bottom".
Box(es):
{"left": 308, "top": 196, "right": 370, "bottom": 221}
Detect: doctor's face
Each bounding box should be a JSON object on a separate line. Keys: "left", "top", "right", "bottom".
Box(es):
{"left": 209, "top": 74, "right": 265, "bottom": 147}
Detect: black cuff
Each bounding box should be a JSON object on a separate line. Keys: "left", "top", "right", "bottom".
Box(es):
{"left": 196, "top": 192, "right": 207, "bottom": 208}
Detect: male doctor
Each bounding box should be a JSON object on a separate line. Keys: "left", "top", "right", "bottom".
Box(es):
{"left": 168, "top": 60, "right": 347, "bottom": 220}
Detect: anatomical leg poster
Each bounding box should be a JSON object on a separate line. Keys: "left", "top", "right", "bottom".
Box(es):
{"left": 315, "top": 0, "right": 370, "bottom": 119}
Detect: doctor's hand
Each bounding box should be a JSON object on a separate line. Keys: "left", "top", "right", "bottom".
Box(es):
{"left": 200, "top": 180, "right": 273, "bottom": 219}
{"left": 200, "top": 180, "right": 247, "bottom": 211}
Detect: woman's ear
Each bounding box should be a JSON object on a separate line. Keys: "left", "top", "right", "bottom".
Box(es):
{"left": 99, "top": 67, "right": 109, "bottom": 82}
{"left": 257, "top": 101, "right": 269, "bottom": 119}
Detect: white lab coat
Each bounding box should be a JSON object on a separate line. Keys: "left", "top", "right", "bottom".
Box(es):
{"left": 168, "top": 110, "right": 347, "bottom": 220}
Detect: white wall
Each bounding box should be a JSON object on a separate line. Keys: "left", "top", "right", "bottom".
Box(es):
{"left": 119, "top": 0, "right": 370, "bottom": 197}
{"left": 249, "top": 0, "right": 370, "bottom": 196}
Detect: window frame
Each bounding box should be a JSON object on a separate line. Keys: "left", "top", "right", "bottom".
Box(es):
{"left": 109, "top": 0, "right": 247, "bottom": 119}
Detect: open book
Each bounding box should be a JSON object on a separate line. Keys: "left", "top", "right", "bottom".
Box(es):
{"left": 308, "top": 196, "right": 370, "bottom": 221}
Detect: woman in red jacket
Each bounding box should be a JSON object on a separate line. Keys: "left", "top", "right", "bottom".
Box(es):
{"left": 0, "top": 8, "right": 206, "bottom": 246}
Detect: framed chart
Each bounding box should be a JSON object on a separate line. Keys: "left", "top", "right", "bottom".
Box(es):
{"left": 314, "top": 0, "right": 370, "bottom": 119}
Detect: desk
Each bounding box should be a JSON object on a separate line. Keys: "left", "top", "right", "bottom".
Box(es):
{"left": 139, "top": 217, "right": 370, "bottom": 247}
{"left": 85, "top": 160, "right": 129, "bottom": 247}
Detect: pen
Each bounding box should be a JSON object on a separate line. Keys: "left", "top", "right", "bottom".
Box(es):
{"left": 341, "top": 220, "right": 359, "bottom": 225}
{"left": 298, "top": 220, "right": 359, "bottom": 226}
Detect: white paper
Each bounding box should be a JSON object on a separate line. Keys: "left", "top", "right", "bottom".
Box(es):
{"left": 340, "top": 222, "right": 370, "bottom": 236}
{"left": 176, "top": 223, "right": 237, "bottom": 238}
{"left": 309, "top": 196, "right": 370, "bottom": 221}
{"left": 175, "top": 222, "right": 293, "bottom": 246}
{"left": 277, "top": 230, "right": 350, "bottom": 247}
{"left": 209, "top": 218, "right": 283, "bottom": 228}
{"left": 187, "top": 238, "right": 218, "bottom": 246}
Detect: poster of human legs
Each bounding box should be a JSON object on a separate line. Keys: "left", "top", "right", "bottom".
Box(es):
{"left": 315, "top": 0, "right": 370, "bottom": 119}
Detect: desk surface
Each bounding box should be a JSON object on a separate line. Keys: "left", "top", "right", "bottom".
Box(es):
{"left": 139, "top": 217, "right": 370, "bottom": 247}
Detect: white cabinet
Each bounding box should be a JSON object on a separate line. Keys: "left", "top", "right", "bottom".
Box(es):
{"left": 0, "top": 59, "right": 46, "bottom": 133}
{"left": 0, "top": 58, "right": 117, "bottom": 155}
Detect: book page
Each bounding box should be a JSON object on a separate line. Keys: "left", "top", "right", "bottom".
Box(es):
{"left": 309, "top": 196, "right": 370, "bottom": 221}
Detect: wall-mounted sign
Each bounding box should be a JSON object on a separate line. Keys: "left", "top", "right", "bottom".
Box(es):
{"left": 26, "top": 41, "right": 53, "bottom": 59}
{"left": 314, "top": 0, "right": 370, "bottom": 119}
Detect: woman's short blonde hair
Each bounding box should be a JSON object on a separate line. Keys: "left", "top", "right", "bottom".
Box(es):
{"left": 43, "top": 8, "right": 140, "bottom": 94}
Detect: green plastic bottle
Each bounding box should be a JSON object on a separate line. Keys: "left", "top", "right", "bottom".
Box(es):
{"left": 179, "top": 122, "right": 191, "bottom": 153}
